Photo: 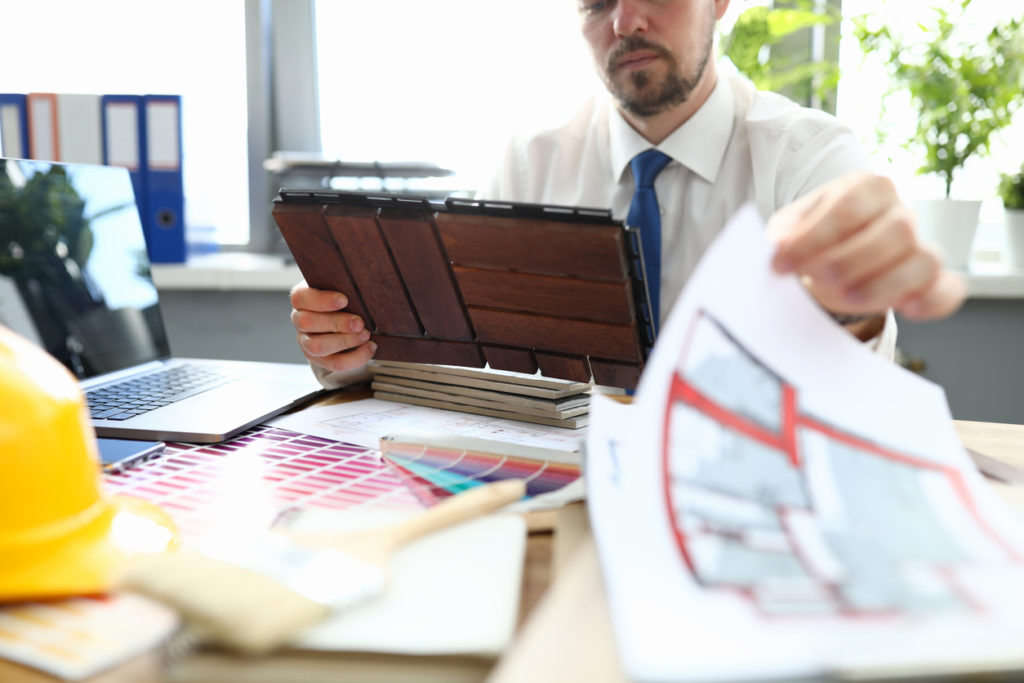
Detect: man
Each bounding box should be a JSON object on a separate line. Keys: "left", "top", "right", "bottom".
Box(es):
{"left": 290, "top": 0, "right": 966, "bottom": 389}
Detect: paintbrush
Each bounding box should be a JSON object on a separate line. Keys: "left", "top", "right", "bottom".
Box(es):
{"left": 117, "top": 478, "right": 526, "bottom": 654}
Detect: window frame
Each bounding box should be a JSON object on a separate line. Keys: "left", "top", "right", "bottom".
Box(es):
{"left": 245, "top": 0, "right": 321, "bottom": 254}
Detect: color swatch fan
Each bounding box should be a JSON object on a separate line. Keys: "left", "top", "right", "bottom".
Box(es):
{"left": 379, "top": 431, "right": 581, "bottom": 507}
{"left": 272, "top": 190, "right": 654, "bottom": 389}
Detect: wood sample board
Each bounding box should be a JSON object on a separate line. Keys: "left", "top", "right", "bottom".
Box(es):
{"left": 273, "top": 190, "right": 654, "bottom": 389}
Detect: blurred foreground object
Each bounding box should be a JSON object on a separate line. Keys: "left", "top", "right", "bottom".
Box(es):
{"left": 0, "top": 325, "right": 177, "bottom": 602}
{"left": 118, "top": 479, "right": 526, "bottom": 654}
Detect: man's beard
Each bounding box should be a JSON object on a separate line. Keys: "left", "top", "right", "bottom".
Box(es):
{"left": 604, "top": 34, "right": 712, "bottom": 117}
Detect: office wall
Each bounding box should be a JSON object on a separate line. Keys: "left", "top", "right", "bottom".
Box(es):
{"left": 896, "top": 302, "right": 1024, "bottom": 425}
{"left": 157, "top": 289, "right": 306, "bottom": 365}
{"left": 157, "top": 287, "right": 1024, "bottom": 424}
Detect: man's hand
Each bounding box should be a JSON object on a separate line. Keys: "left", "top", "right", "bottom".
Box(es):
{"left": 289, "top": 282, "right": 376, "bottom": 373}
{"left": 768, "top": 171, "right": 967, "bottom": 324}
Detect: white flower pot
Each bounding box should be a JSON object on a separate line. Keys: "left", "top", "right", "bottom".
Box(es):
{"left": 1004, "top": 209, "right": 1024, "bottom": 270}
{"left": 912, "top": 199, "right": 981, "bottom": 272}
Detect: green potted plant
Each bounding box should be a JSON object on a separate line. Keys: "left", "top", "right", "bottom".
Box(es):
{"left": 854, "top": 1, "right": 1024, "bottom": 271}
{"left": 998, "top": 163, "right": 1024, "bottom": 269}
{"left": 721, "top": 0, "right": 841, "bottom": 110}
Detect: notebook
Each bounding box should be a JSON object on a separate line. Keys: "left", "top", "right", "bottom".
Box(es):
{"left": 0, "top": 158, "right": 323, "bottom": 443}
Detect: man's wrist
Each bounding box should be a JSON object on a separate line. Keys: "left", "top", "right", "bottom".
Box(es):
{"left": 835, "top": 312, "right": 887, "bottom": 342}
{"left": 818, "top": 304, "right": 887, "bottom": 340}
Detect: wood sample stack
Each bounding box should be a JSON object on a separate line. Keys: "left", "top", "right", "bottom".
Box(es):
{"left": 272, "top": 190, "right": 654, "bottom": 391}
{"left": 368, "top": 360, "right": 592, "bottom": 429}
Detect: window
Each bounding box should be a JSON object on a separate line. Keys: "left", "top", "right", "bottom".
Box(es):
{"left": 836, "top": 0, "right": 1024, "bottom": 230}
{"left": 314, "top": 1, "right": 752, "bottom": 194}
{"left": 314, "top": 1, "right": 599, "bottom": 193}
{"left": 0, "top": 0, "right": 249, "bottom": 246}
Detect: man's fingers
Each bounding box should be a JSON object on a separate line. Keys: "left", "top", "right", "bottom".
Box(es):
{"left": 837, "top": 249, "right": 943, "bottom": 313}
{"left": 297, "top": 329, "right": 371, "bottom": 359}
{"left": 291, "top": 308, "right": 365, "bottom": 334}
{"left": 289, "top": 281, "right": 349, "bottom": 313}
{"left": 801, "top": 242, "right": 945, "bottom": 317}
{"left": 298, "top": 338, "right": 378, "bottom": 374}
{"left": 288, "top": 281, "right": 366, "bottom": 334}
{"left": 288, "top": 280, "right": 377, "bottom": 374}
{"left": 771, "top": 173, "right": 899, "bottom": 273}
{"left": 897, "top": 271, "right": 967, "bottom": 321}
{"left": 767, "top": 170, "right": 965, "bottom": 325}
{"left": 803, "top": 203, "right": 918, "bottom": 294}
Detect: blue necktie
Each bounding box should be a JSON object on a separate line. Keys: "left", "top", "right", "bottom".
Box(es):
{"left": 627, "top": 149, "right": 672, "bottom": 335}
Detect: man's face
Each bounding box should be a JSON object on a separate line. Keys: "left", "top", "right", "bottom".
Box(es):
{"left": 578, "top": 0, "right": 725, "bottom": 117}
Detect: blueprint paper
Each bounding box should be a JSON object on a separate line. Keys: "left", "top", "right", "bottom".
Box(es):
{"left": 587, "top": 205, "right": 1024, "bottom": 681}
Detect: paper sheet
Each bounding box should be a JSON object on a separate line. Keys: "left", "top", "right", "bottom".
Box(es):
{"left": 587, "top": 205, "right": 1024, "bottom": 681}
{"left": 286, "top": 510, "right": 526, "bottom": 656}
{"left": 269, "top": 397, "right": 586, "bottom": 453}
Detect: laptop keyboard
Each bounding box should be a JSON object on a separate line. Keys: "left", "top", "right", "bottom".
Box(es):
{"left": 86, "top": 364, "right": 252, "bottom": 421}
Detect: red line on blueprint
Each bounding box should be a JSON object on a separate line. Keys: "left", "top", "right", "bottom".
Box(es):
{"left": 781, "top": 385, "right": 799, "bottom": 466}
{"left": 778, "top": 506, "right": 831, "bottom": 585}
{"left": 935, "top": 564, "right": 988, "bottom": 613}
{"left": 663, "top": 373, "right": 697, "bottom": 576}
{"left": 661, "top": 311, "right": 1023, "bottom": 622}
{"left": 659, "top": 309, "right": 709, "bottom": 579}
{"left": 796, "top": 416, "right": 1022, "bottom": 562}
{"left": 946, "top": 471, "right": 1022, "bottom": 561}
{"left": 677, "top": 378, "right": 788, "bottom": 453}
{"left": 797, "top": 416, "right": 949, "bottom": 474}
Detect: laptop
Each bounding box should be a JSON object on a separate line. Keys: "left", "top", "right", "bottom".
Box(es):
{"left": 0, "top": 158, "right": 324, "bottom": 443}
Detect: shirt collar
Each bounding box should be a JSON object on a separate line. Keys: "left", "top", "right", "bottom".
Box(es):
{"left": 608, "top": 76, "right": 735, "bottom": 184}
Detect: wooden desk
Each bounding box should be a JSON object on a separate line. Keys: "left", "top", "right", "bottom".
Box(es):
{"left": 487, "top": 420, "right": 1024, "bottom": 683}
{"left": 4, "top": 420, "right": 1023, "bottom": 682}
{"left": 0, "top": 524, "right": 556, "bottom": 683}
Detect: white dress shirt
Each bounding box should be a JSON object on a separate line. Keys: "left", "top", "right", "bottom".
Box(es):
{"left": 313, "top": 74, "right": 896, "bottom": 389}
{"left": 483, "top": 73, "right": 896, "bottom": 359}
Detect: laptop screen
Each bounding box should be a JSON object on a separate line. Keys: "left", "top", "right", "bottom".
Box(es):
{"left": 0, "top": 158, "right": 171, "bottom": 379}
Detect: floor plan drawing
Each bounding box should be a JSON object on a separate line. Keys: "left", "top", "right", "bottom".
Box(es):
{"left": 587, "top": 206, "right": 1024, "bottom": 681}
{"left": 662, "top": 310, "right": 1020, "bottom": 619}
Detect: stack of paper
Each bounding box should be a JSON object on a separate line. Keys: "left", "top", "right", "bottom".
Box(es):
{"left": 368, "top": 360, "right": 593, "bottom": 429}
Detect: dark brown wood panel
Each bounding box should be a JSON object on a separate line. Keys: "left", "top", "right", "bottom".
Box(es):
{"left": 534, "top": 352, "right": 592, "bottom": 384}
{"left": 436, "top": 214, "right": 627, "bottom": 281}
{"left": 273, "top": 194, "right": 651, "bottom": 387}
{"left": 372, "top": 335, "right": 485, "bottom": 367}
{"left": 271, "top": 202, "right": 371, "bottom": 325}
{"left": 453, "top": 267, "right": 634, "bottom": 325}
{"left": 481, "top": 344, "right": 538, "bottom": 375}
{"left": 467, "top": 309, "right": 641, "bottom": 363}
{"left": 377, "top": 208, "right": 474, "bottom": 341}
{"left": 589, "top": 358, "right": 642, "bottom": 390}
{"left": 324, "top": 205, "right": 422, "bottom": 336}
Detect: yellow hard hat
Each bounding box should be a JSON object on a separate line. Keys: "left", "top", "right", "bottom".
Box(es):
{"left": 0, "top": 325, "right": 177, "bottom": 602}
